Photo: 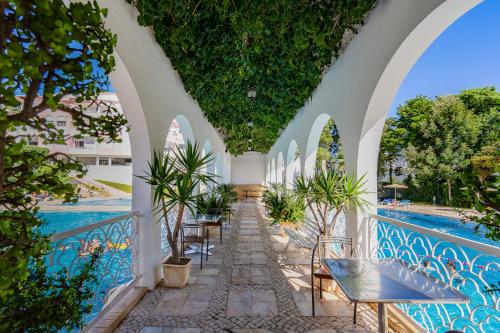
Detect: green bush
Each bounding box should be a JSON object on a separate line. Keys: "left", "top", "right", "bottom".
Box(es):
{"left": 262, "top": 184, "right": 305, "bottom": 226}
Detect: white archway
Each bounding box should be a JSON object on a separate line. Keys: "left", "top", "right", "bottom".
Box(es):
{"left": 214, "top": 153, "right": 223, "bottom": 185}
{"left": 304, "top": 113, "right": 330, "bottom": 178}
{"left": 286, "top": 140, "right": 299, "bottom": 189}
{"left": 174, "top": 114, "right": 195, "bottom": 144}
{"left": 222, "top": 156, "right": 231, "bottom": 183}
{"left": 276, "top": 152, "right": 285, "bottom": 185}
{"left": 267, "top": 0, "right": 482, "bottom": 258}
{"left": 266, "top": 161, "right": 271, "bottom": 185}
{"left": 270, "top": 158, "right": 276, "bottom": 183}
{"left": 201, "top": 139, "right": 213, "bottom": 192}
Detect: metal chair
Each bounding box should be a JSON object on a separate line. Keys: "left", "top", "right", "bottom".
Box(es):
{"left": 181, "top": 223, "right": 209, "bottom": 269}
{"left": 311, "top": 235, "right": 356, "bottom": 322}
{"left": 206, "top": 208, "right": 224, "bottom": 243}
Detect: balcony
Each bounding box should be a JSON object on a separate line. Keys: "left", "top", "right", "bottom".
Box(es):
{"left": 6, "top": 0, "right": 497, "bottom": 332}
{"left": 48, "top": 199, "right": 498, "bottom": 333}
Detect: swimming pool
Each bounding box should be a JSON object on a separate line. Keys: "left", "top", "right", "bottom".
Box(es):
{"left": 376, "top": 209, "right": 499, "bottom": 332}
{"left": 377, "top": 208, "right": 496, "bottom": 246}
{"left": 41, "top": 211, "right": 134, "bottom": 326}
{"left": 58, "top": 198, "right": 132, "bottom": 206}
{"left": 39, "top": 211, "right": 125, "bottom": 234}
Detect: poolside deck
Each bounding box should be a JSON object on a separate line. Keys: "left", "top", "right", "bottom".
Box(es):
{"left": 114, "top": 201, "right": 396, "bottom": 333}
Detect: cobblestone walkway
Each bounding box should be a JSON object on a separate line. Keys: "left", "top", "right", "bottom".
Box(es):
{"left": 115, "top": 201, "right": 374, "bottom": 333}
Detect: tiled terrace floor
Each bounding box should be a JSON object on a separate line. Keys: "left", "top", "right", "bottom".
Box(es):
{"left": 115, "top": 201, "right": 385, "bottom": 333}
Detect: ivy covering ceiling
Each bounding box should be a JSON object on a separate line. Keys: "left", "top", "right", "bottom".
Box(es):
{"left": 129, "top": 0, "right": 376, "bottom": 155}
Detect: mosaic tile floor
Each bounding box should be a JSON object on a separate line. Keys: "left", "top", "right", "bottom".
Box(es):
{"left": 115, "top": 201, "right": 382, "bottom": 333}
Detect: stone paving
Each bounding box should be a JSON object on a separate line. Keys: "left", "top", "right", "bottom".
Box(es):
{"left": 115, "top": 201, "right": 382, "bottom": 333}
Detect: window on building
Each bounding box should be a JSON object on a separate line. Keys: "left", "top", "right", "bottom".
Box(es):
{"left": 99, "top": 158, "right": 109, "bottom": 166}
{"left": 56, "top": 120, "right": 66, "bottom": 127}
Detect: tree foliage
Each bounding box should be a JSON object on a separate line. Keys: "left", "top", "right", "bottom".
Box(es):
{"left": 316, "top": 118, "right": 343, "bottom": 170}
{"left": 294, "top": 167, "right": 370, "bottom": 236}
{"left": 0, "top": 0, "right": 126, "bottom": 331}
{"left": 137, "top": 142, "right": 216, "bottom": 264}
{"left": 378, "top": 87, "right": 499, "bottom": 238}
{"left": 262, "top": 183, "right": 305, "bottom": 226}
{"left": 129, "top": 0, "right": 376, "bottom": 155}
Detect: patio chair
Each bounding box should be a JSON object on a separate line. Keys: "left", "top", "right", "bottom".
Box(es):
{"left": 399, "top": 199, "right": 411, "bottom": 208}
{"left": 181, "top": 223, "right": 209, "bottom": 269}
{"left": 206, "top": 208, "right": 224, "bottom": 244}
{"left": 382, "top": 198, "right": 393, "bottom": 205}
{"left": 311, "top": 235, "right": 357, "bottom": 322}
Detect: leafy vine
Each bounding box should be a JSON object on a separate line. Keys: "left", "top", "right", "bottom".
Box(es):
{"left": 128, "top": 0, "right": 376, "bottom": 155}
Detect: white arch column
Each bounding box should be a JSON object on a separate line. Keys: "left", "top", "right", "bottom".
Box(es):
{"left": 276, "top": 152, "right": 285, "bottom": 185}
{"left": 270, "top": 159, "right": 276, "bottom": 183}
{"left": 110, "top": 55, "right": 162, "bottom": 290}
{"left": 266, "top": 0, "right": 482, "bottom": 258}
{"left": 100, "top": 0, "right": 232, "bottom": 289}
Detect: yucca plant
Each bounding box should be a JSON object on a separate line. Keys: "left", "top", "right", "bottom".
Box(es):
{"left": 137, "top": 141, "right": 216, "bottom": 264}
{"left": 262, "top": 183, "right": 305, "bottom": 226}
{"left": 294, "top": 167, "right": 370, "bottom": 236}
{"left": 216, "top": 183, "right": 238, "bottom": 205}
{"left": 197, "top": 184, "right": 238, "bottom": 215}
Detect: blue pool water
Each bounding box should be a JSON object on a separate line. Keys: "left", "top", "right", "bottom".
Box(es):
{"left": 377, "top": 208, "right": 497, "bottom": 246}
{"left": 59, "top": 198, "right": 132, "bottom": 206}
{"left": 40, "top": 209, "right": 499, "bottom": 331}
{"left": 377, "top": 209, "right": 499, "bottom": 332}
{"left": 39, "top": 211, "right": 125, "bottom": 234}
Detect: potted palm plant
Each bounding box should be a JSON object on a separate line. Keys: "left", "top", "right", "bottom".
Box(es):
{"left": 262, "top": 183, "right": 305, "bottom": 235}
{"left": 138, "top": 141, "right": 216, "bottom": 287}
{"left": 294, "top": 166, "right": 370, "bottom": 236}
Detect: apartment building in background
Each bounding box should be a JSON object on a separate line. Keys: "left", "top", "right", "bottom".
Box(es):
{"left": 15, "top": 92, "right": 183, "bottom": 185}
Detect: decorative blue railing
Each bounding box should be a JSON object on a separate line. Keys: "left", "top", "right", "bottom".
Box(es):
{"left": 370, "top": 214, "right": 500, "bottom": 333}
{"left": 48, "top": 211, "right": 140, "bottom": 323}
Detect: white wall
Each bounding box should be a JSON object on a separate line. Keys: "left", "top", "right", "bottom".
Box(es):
{"left": 231, "top": 152, "right": 266, "bottom": 185}
{"left": 86, "top": 165, "right": 132, "bottom": 185}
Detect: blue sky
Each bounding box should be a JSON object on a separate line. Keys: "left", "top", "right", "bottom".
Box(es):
{"left": 389, "top": 0, "right": 500, "bottom": 117}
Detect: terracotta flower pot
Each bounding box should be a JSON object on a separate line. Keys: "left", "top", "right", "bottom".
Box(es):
{"left": 162, "top": 257, "right": 192, "bottom": 288}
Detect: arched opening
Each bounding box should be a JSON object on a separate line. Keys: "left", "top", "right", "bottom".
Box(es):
{"left": 368, "top": 3, "right": 499, "bottom": 332}
{"left": 165, "top": 116, "right": 187, "bottom": 155}
{"left": 304, "top": 113, "right": 345, "bottom": 177}
{"left": 214, "top": 153, "right": 223, "bottom": 184}
{"left": 270, "top": 158, "right": 276, "bottom": 183}
{"left": 304, "top": 113, "right": 330, "bottom": 177}
{"left": 315, "top": 118, "right": 344, "bottom": 173}
{"left": 200, "top": 139, "right": 214, "bottom": 192}
{"left": 266, "top": 161, "right": 271, "bottom": 185}
{"left": 285, "top": 140, "right": 301, "bottom": 189}
{"left": 276, "top": 152, "right": 285, "bottom": 185}
{"left": 223, "top": 156, "right": 231, "bottom": 183}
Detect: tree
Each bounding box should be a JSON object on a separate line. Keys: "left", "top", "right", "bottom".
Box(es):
{"left": 0, "top": 0, "right": 126, "bottom": 331}
{"left": 316, "top": 118, "right": 343, "bottom": 170}
{"left": 377, "top": 88, "right": 499, "bottom": 207}
{"left": 403, "top": 95, "right": 481, "bottom": 204}
{"left": 458, "top": 144, "right": 500, "bottom": 240}
{"left": 378, "top": 118, "right": 404, "bottom": 184}
{"left": 138, "top": 142, "right": 215, "bottom": 265}
{"left": 294, "top": 167, "right": 370, "bottom": 236}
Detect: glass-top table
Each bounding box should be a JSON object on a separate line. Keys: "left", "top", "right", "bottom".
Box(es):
{"left": 183, "top": 214, "right": 223, "bottom": 256}
{"left": 194, "top": 214, "right": 222, "bottom": 224}
{"left": 322, "top": 258, "right": 469, "bottom": 333}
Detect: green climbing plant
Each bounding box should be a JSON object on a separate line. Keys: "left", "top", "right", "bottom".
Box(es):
{"left": 129, "top": 0, "right": 376, "bottom": 155}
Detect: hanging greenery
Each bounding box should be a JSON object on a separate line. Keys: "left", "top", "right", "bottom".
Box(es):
{"left": 129, "top": 0, "right": 376, "bottom": 155}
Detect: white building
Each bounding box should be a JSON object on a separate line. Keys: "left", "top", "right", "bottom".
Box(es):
{"left": 15, "top": 92, "right": 183, "bottom": 185}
